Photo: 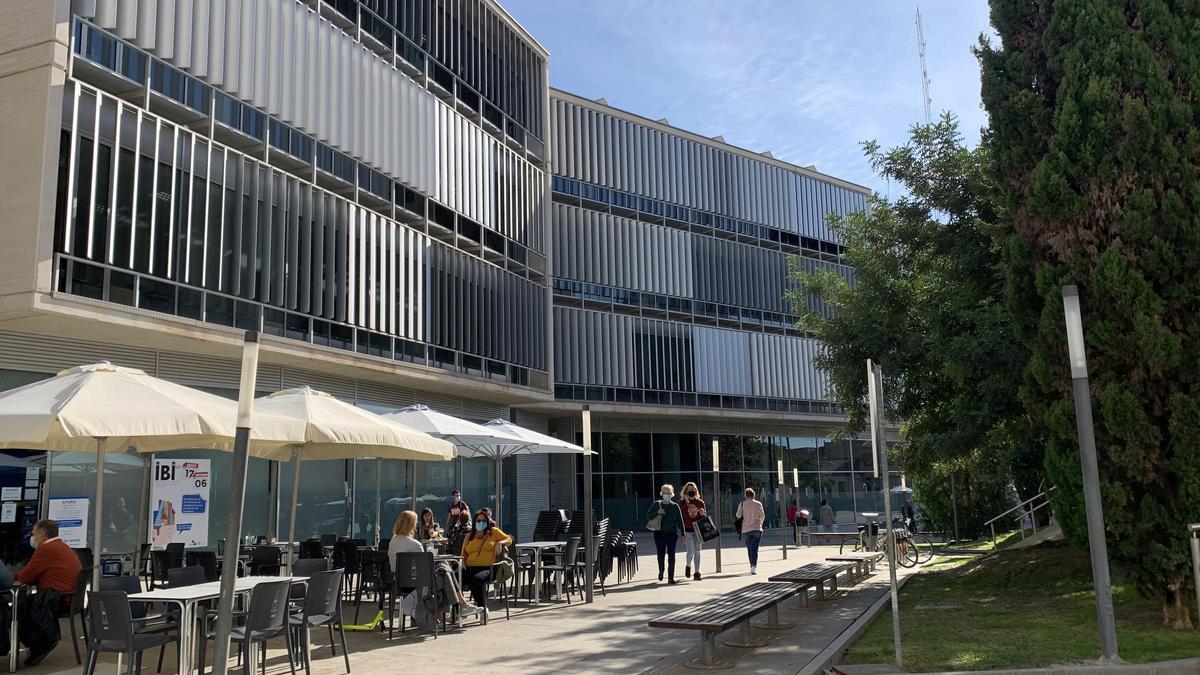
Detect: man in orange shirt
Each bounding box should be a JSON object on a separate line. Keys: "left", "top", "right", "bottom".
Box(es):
{"left": 13, "top": 520, "right": 81, "bottom": 665}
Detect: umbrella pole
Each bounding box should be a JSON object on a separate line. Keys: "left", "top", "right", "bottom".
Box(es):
{"left": 495, "top": 457, "right": 502, "bottom": 529}
{"left": 287, "top": 447, "right": 302, "bottom": 575}
{"left": 374, "top": 459, "right": 381, "bottom": 548}
{"left": 92, "top": 437, "right": 106, "bottom": 589}
{"left": 409, "top": 461, "right": 416, "bottom": 514}
{"left": 133, "top": 454, "right": 150, "bottom": 578}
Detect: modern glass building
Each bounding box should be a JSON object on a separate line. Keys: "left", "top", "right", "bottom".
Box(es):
{"left": 0, "top": 1, "right": 893, "bottom": 554}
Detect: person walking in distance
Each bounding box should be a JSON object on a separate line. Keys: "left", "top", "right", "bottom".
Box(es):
{"left": 735, "top": 488, "right": 766, "bottom": 575}
{"left": 820, "top": 498, "right": 835, "bottom": 531}
{"left": 678, "top": 481, "right": 707, "bottom": 581}
{"left": 646, "top": 484, "right": 685, "bottom": 584}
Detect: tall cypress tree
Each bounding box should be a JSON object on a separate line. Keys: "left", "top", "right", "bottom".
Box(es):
{"left": 979, "top": 0, "right": 1200, "bottom": 627}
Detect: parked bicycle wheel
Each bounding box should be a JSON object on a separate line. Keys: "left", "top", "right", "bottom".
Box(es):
{"left": 912, "top": 533, "right": 935, "bottom": 564}
{"left": 839, "top": 534, "right": 861, "bottom": 555}
{"left": 895, "top": 536, "right": 919, "bottom": 568}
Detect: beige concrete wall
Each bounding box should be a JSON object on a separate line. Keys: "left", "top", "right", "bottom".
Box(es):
{"left": 0, "top": 0, "right": 69, "bottom": 318}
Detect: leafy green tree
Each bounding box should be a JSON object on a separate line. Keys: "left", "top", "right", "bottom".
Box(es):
{"left": 978, "top": 0, "right": 1200, "bottom": 627}
{"left": 790, "top": 114, "right": 1040, "bottom": 539}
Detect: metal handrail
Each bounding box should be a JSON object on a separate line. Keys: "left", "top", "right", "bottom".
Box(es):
{"left": 988, "top": 486, "right": 1057, "bottom": 548}
{"left": 984, "top": 486, "right": 1058, "bottom": 526}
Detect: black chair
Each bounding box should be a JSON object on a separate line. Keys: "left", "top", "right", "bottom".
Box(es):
{"left": 290, "top": 558, "right": 330, "bottom": 602}
{"left": 149, "top": 550, "right": 182, "bottom": 588}
{"left": 187, "top": 550, "right": 219, "bottom": 582}
{"left": 289, "top": 569, "right": 348, "bottom": 675}
{"left": 540, "top": 537, "right": 582, "bottom": 604}
{"left": 167, "top": 565, "right": 207, "bottom": 588}
{"left": 353, "top": 551, "right": 389, "bottom": 623}
{"left": 331, "top": 542, "right": 361, "bottom": 600}
{"left": 318, "top": 534, "right": 337, "bottom": 547}
{"left": 165, "top": 543, "right": 184, "bottom": 568}
{"left": 66, "top": 566, "right": 92, "bottom": 665}
{"left": 97, "top": 575, "right": 179, "bottom": 673}
{"left": 82, "top": 591, "right": 179, "bottom": 675}
{"left": 199, "top": 580, "right": 298, "bottom": 675}
{"left": 249, "top": 546, "right": 283, "bottom": 576}
{"left": 73, "top": 547, "right": 94, "bottom": 568}
{"left": 298, "top": 540, "right": 323, "bottom": 559}
{"left": 389, "top": 552, "right": 436, "bottom": 639}
{"left": 532, "top": 510, "right": 569, "bottom": 541}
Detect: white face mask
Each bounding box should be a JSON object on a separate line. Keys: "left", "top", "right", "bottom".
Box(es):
{"left": 452, "top": 496, "right": 460, "bottom": 504}
{"left": 29, "top": 536, "right": 38, "bottom": 549}
{"left": 661, "top": 492, "right": 672, "bottom": 500}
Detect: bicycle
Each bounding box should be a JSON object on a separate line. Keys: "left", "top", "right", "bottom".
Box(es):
{"left": 839, "top": 512, "right": 882, "bottom": 554}
{"left": 891, "top": 516, "right": 934, "bottom": 564}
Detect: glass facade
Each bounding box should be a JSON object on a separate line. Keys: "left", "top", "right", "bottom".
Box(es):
{"left": 576, "top": 431, "right": 902, "bottom": 532}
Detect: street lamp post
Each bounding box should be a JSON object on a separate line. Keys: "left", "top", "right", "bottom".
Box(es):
{"left": 777, "top": 459, "right": 788, "bottom": 560}
{"left": 1061, "top": 285, "right": 1118, "bottom": 664}
{"left": 793, "top": 467, "right": 802, "bottom": 546}
{"left": 712, "top": 439, "right": 722, "bottom": 573}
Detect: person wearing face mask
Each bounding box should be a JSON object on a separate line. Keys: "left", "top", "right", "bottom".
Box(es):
{"left": 460, "top": 510, "right": 512, "bottom": 616}
{"left": 678, "top": 482, "right": 708, "bottom": 581}
{"left": 445, "top": 490, "right": 470, "bottom": 530}
{"left": 645, "top": 484, "right": 685, "bottom": 584}
{"left": 10, "top": 520, "right": 80, "bottom": 665}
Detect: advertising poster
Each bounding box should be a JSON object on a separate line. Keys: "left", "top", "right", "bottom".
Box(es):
{"left": 47, "top": 496, "right": 89, "bottom": 547}
{"left": 149, "top": 458, "right": 211, "bottom": 548}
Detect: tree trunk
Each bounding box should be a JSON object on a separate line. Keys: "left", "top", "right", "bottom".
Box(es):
{"left": 1162, "top": 579, "right": 1194, "bottom": 629}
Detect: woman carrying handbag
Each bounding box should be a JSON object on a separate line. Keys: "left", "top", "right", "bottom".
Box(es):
{"left": 645, "top": 484, "right": 685, "bottom": 584}
{"left": 678, "top": 481, "right": 708, "bottom": 581}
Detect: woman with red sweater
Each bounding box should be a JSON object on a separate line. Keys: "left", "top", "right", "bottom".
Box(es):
{"left": 678, "top": 482, "right": 707, "bottom": 581}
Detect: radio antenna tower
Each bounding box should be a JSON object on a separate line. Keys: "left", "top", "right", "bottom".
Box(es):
{"left": 915, "top": 4, "right": 933, "bottom": 123}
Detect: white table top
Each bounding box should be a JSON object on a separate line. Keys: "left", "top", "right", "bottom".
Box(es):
{"left": 515, "top": 541, "right": 566, "bottom": 549}
{"left": 129, "top": 576, "right": 306, "bottom": 603}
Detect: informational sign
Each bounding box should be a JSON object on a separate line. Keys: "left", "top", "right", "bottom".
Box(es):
{"left": 0, "top": 488, "right": 20, "bottom": 501}
{"left": 1, "top": 504, "right": 15, "bottom": 524}
{"left": 149, "top": 458, "right": 210, "bottom": 548}
{"left": 23, "top": 467, "right": 38, "bottom": 487}
{"left": 47, "top": 496, "right": 89, "bottom": 547}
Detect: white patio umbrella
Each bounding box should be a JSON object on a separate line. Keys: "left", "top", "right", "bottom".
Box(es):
{"left": 381, "top": 405, "right": 525, "bottom": 523}
{"left": 0, "top": 362, "right": 308, "bottom": 585}
{"left": 480, "top": 419, "right": 592, "bottom": 526}
{"left": 253, "top": 388, "right": 455, "bottom": 567}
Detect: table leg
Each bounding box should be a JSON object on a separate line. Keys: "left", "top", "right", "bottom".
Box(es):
{"left": 751, "top": 604, "right": 794, "bottom": 630}
{"left": 830, "top": 574, "right": 839, "bottom": 594}
{"left": 179, "top": 601, "right": 193, "bottom": 675}
{"left": 8, "top": 590, "right": 17, "bottom": 673}
{"left": 722, "top": 619, "right": 768, "bottom": 648}
{"left": 533, "top": 554, "right": 542, "bottom": 604}
{"left": 814, "top": 580, "right": 826, "bottom": 601}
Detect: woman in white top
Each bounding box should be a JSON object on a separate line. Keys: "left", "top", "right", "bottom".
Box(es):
{"left": 735, "top": 487, "right": 766, "bottom": 574}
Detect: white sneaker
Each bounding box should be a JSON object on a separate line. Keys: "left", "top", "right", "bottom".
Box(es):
{"left": 460, "top": 602, "right": 481, "bottom": 615}
{"left": 751, "top": 566, "right": 757, "bottom": 575}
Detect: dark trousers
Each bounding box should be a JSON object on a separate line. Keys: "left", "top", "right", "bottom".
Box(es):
{"left": 744, "top": 531, "right": 762, "bottom": 567}
{"left": 464, "top": 566, "right": 492, "bottom": 606}
{"left": 653, "top": 531, "right": 678, "bottom": 580}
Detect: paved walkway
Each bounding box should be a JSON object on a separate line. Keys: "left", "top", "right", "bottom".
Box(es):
{"left": 37, "top": 533, "right": 911, "bottom": 674}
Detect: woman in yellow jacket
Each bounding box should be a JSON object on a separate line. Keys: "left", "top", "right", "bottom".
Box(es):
{"left": 460, "top": 509, "right": 513, "bottom": 615}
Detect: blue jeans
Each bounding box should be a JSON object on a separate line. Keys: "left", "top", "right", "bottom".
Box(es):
{"left": 653, "top": 531, "right": 678, "bottom": 580}
{"left": 684, "top": 531, "right": 702, "bottom": 571}
{"left": 744, "top": 531, "right": 762, "bottom": 567}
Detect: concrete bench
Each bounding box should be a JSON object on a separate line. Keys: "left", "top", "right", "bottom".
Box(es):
{"left": 768, "top": 561, "right": 855, "bottom": 601}
{"left": 648, "top": 582, "right": 799, "bottom": 669}
{"left": 825, "top": 551, "right": 885, "bottom": 575}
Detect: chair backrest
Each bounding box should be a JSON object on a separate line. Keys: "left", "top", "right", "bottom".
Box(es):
{"left": 349, "top": 538, "right": 367, "bottom": 547}
{"left": 99, "top": 575, "right": 147, "bottom": 619}
{"left": 165, "top": 542, "right": 185, "bottom": 567}
{"left": 251, "top": 546, "right": 282, "bottom": 565}
{"left": 561, "top": 537, "right": 581, "bottom": 566}
{"left": 73, "top": 547, "right": 94, "bottom": 568}
{"left": 533, "top": 510, "right": 568, "bottom": 541}
{"left": 299, "top": 540, "right": 324, "bottom": 559}
{"left": 243, "top": 580, "right": 292, "bottom": 633}
{"left": 331, "top": 541, "right": 360, "bottom": 573}
{"left": 302, "top": 569, "right": 344, "bottom": 618}
{"left": 167, "top": 565, "right": 207, "bottom": 588}
{"left": 69, "top": 567, "right": 92, "bottom": 613}
{"left": 292, "top": 557, "right": 330, "bottom": 577}
{"left": 188, "top": 550, "right": 218, "bottom": 582}
{"left": 319, "top": 534, "right": 337, "bottom": 547}
{"left": 393, "top": 551, "right": 434, "bottom": 588}
{"left": 359, "top": 550, "right": 389, "bottom": 585}
{"left": 86, "top": 591, "right": 134, "bottom": 651}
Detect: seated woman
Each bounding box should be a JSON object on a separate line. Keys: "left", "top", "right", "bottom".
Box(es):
{"left": 460, "top": 510, "right": 512, "bottom": 618}
{"left": 389, "top": 510, "right": 479, "bottom": 618}
{"left": 416, "top": 508, "right": 443, "bottom": 541}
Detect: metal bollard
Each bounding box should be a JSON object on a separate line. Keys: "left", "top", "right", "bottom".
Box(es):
{"left": 1190, "top": 524, "right": 1200, "bottom": 628}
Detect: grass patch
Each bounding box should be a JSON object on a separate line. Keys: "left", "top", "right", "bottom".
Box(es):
{"left": 842, "top": 541, "right": 1200, "bottom": 670}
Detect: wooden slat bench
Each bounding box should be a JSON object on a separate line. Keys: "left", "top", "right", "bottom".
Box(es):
{"left": 825, "top": 551, "right": 885, "bottom": 576}
{"left": 768, "top": 561, "right": 855, "bottom": 601}
{"left": 648, "top": 582, "right": 799, "bottom": 669}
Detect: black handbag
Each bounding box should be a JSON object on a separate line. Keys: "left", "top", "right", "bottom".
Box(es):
{"left": 693, "top": 516, "right": 720, "bottom": 543}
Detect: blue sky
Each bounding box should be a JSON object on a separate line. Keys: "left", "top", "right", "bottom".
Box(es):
{"left": 502, "top": 1, "right": 994, "bottom": 196}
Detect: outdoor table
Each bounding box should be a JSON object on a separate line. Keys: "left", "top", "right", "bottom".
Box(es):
{"left": 513, "top": 541, "right": 566, "bottom": 604}
{"left": 129, "top": 575, "right": 306, "bottom": 675}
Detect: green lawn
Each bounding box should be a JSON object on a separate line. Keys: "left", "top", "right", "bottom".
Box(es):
{"left": 843, "top": 541, "right": 1200, "bottom": 670}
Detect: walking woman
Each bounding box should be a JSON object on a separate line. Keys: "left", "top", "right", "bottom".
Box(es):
{"left": 735, "top": 487, "right": 766, "bottom": 574}
{"left": 678, "top": 481, "right": 707, "bottom": 581}
{"left": 461, "top": 509, "right": 512, "bottom": 619}
{"left": 646, "top": 484, "right": 685, "bottom": 584}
